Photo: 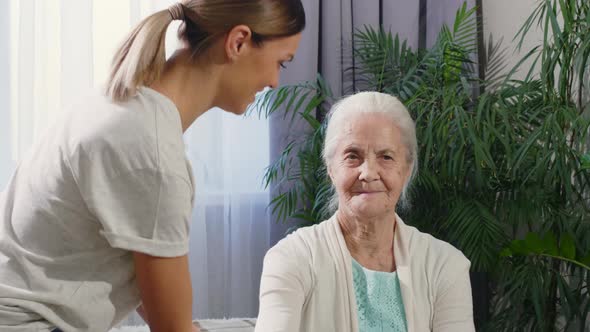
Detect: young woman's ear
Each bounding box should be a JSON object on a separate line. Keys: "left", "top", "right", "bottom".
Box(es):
{"left": 224, "top": 25, "right": 253, "bottom": 61}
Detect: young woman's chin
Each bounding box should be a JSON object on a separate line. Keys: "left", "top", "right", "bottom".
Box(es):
{"left": 223, "top": 103, "right": 249, "bottom": 116}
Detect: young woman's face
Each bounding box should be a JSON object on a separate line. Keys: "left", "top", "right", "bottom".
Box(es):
{"left": 220, "top": 32, "right": 302, "bottom": 115}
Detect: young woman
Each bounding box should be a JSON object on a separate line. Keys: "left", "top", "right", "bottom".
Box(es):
{"left": 0, "top": 1, "right": 304, "bottom": 331}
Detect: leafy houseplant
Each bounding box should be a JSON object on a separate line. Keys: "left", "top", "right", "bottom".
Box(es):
{"left": 253, "top": 1, "right": 590, "bottom": 330}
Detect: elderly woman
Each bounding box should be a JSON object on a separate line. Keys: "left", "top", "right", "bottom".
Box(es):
{"left": 255, "top": 92, "right": 475, "bottom": 332}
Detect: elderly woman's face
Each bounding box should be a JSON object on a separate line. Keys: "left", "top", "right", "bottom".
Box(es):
{"left": 328, "top": 112, "right": 411, "bottom": 219}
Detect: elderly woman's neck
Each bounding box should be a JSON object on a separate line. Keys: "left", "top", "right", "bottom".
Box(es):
{"left": 337, "top": 211, "right": 397, "bottom": 272}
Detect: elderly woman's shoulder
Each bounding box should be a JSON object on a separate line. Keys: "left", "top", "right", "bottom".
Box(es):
{"left": 400, "top": 222, "right": 471, "bottom": 269}
{"left": 271, "top": 221, "right": 329, "bottom": 250}
{"left": 265, "top": 219, "right": 334, "bottom": 263}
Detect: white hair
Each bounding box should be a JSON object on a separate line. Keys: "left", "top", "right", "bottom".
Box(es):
{"left": 322, "top": 91, "right": 418, "bottom": 213}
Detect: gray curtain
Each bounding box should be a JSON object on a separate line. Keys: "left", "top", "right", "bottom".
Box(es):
{"left": 269, "top": 0, "right": 476, "bottom": 245}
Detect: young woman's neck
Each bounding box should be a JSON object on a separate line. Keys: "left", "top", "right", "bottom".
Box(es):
{"left": 149, "top": 49, "right": 222, "bottom": 132}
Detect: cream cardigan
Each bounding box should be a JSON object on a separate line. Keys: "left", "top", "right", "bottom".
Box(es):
{"left": 256, "top": 214, "right": 475, "bottom": 332}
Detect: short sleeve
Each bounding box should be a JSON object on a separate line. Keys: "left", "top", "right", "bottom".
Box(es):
{"left": 83, "top": 168, "right": 193, "bottom": 257}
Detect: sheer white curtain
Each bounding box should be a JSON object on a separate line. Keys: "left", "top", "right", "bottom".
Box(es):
{"left": 1, "top": 0, "right": 270, "bottom": 324}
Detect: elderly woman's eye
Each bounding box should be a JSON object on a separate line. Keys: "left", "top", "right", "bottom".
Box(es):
{"left": 383, "top": 155, "right": 394, "bottom": 160}
{"left": 345, "top": 154, "right": 358, "bottom": 160}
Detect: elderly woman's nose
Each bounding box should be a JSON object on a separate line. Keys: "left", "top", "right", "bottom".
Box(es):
{"left": 358, "top": 158, "right": 379, "bottom": 181}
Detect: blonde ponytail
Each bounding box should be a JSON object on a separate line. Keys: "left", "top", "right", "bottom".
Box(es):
{"left": 105, "top": 1, "right": 305, "bottom": 102}
{"left": 105, "top": 9, "right": 175, "bottom": 102}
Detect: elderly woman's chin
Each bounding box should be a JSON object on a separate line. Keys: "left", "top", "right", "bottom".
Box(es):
{"left": 345, "top": 195, "right": 397, "bottom": 218}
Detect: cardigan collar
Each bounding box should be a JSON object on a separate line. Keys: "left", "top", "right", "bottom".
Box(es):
{"left": 326, "top": 212, "right": 416, "bottom": 332}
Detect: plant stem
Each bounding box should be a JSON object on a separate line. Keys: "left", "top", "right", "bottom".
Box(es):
{"left": 540, "top": 253, "right": 590, "bottom": 271}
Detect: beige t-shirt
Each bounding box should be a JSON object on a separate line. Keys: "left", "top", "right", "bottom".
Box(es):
{"left": 0, "top": 87, "right": 194, "bottom": 331}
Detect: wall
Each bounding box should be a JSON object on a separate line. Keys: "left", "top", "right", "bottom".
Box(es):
{"left": 482, "top": 0, "right": 543, "bottom": 80}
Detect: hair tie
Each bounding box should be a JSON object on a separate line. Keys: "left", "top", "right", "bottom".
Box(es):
{"left": 168, "top": 3, "right": 185, "bottom": 21}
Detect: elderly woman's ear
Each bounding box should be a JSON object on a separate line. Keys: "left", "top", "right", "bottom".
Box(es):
{"left": 404, "top": 162, "right": 412, "bottom": 181}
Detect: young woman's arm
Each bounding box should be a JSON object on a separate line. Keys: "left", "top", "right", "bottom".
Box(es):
{"left": 133, "top": 253, "right": 199, "bottom": 332}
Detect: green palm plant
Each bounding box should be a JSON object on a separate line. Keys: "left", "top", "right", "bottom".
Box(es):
{"left": 249, "top": 76, "right": 334, "bottom": 232}
{"left": 252, "top": 1, "right": 590, "bottom": 330}
{"left": 483, "top": 1, "right": 590, "bottom": 330}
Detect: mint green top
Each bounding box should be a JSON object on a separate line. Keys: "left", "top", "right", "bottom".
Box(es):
{"left": 351, "top": 258, "right": 408, "bottom": 332}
